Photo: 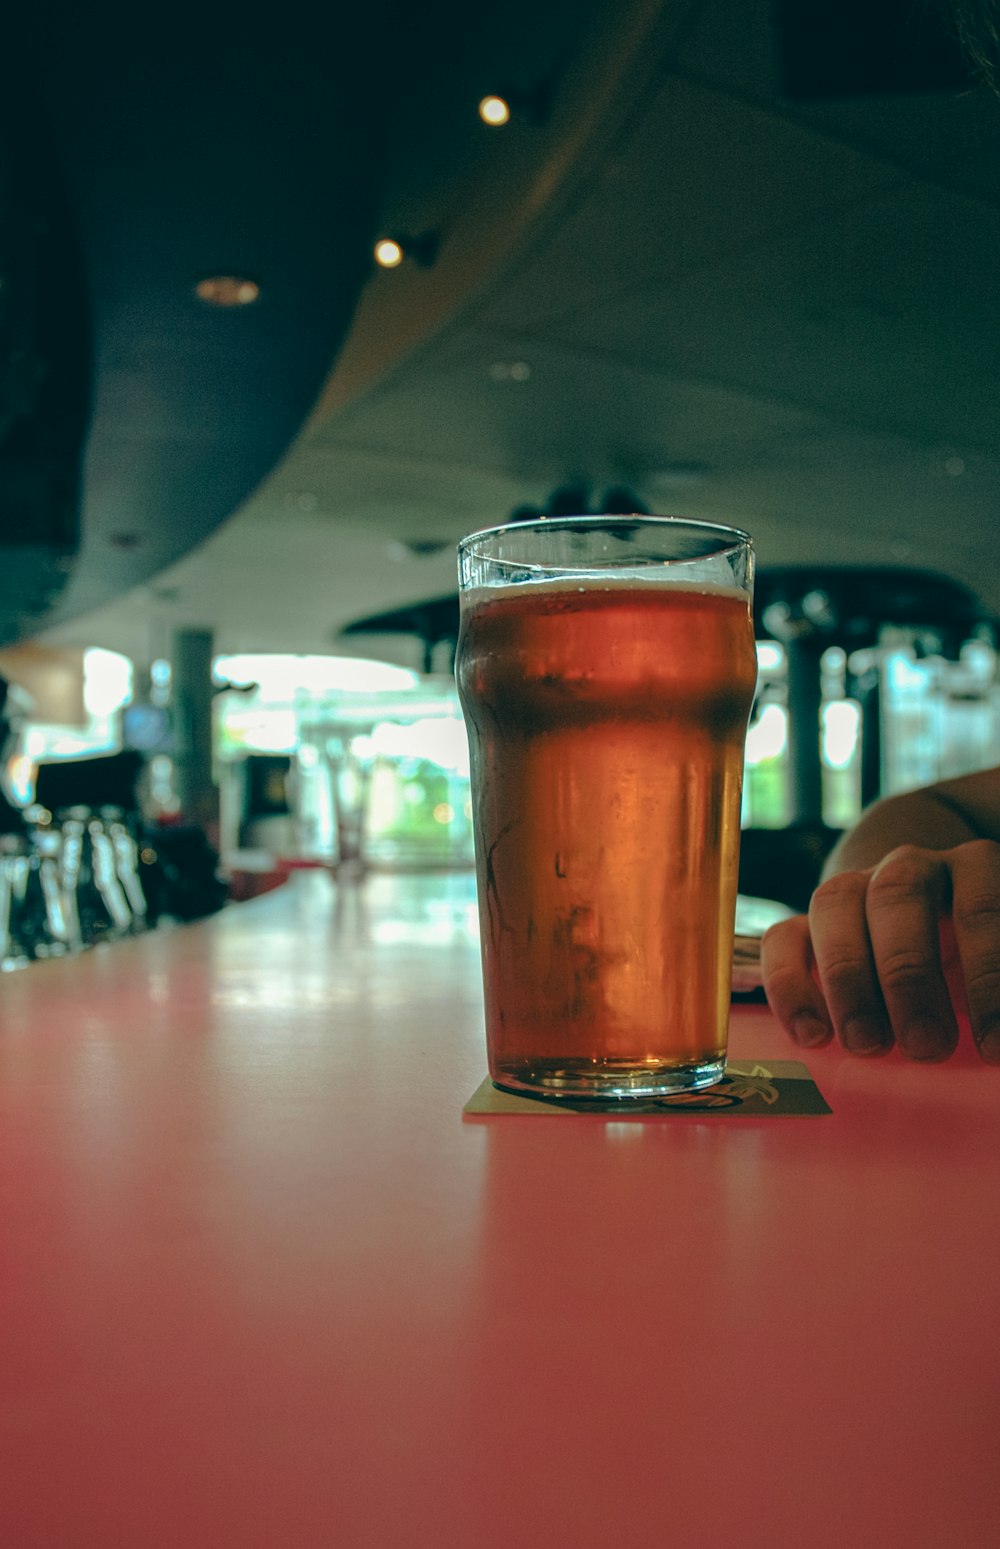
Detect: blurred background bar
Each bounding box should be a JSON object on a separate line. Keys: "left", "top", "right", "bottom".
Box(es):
{"left": 0, "top": 0, "right": 997, "bottom": 933}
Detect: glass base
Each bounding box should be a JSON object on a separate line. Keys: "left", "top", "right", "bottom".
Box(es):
{"left": 491, "top": 1056, "right": 727, "bottom": 1102}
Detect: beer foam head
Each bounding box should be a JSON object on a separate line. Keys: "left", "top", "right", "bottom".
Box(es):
{"left": 458, "top": 517, "right": 753, "bottom": 605}
{"left": 461, "top": 572, "right": 750, "bottom": 609}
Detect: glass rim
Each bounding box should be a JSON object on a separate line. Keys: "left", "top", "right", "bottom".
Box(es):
{"left": 457, "top": 513, "right": 752, "bottom": 563}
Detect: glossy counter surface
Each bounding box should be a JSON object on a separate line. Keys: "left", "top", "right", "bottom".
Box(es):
{"left": 2, "top": 871, "right": 999, "bottom": 1547}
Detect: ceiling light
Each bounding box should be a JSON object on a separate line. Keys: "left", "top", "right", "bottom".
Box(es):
{"left": 489, "top": 360, "right": 531, "bottom": 381}
{"left": 284, "top": 490, "right": 319, "bottom": 512}
{"left": 477, "top": 79, "right": 554, "bottom": 127}
{"left": 374, "top": 238, "right": 405, "bottom": 269}
{"left": 373, "top": 231, "right": 440, "bottom": 270}
{"left": 195, "top": 275, "right": 260, "bottom": 307}
{"left": 478, "top": 95, "right": 511, "bottom": 127}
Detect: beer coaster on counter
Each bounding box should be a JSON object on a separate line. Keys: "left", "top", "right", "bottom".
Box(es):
{"left": 463, "top": 1060, "right": 831, "bottom": 1118}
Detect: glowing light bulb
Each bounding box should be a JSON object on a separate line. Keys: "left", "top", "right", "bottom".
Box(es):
{"left": 373, "top": 238, "right": 405, "bottom": 269}
{"left": 478, "top": 95, "right": 511, "bottom": 126}
{"left": 195, "top": 276, "right": 260, "bottom": 307}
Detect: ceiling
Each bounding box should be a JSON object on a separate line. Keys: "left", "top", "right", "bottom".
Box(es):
{"left": 25, "top": 0, "right": 1000, "bottom": 670}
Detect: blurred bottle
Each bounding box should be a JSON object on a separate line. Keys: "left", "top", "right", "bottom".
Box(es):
{"left": 56, "top": 810, "right": 85, "bottom": 950}
{"left": 58, "top": 806, "right": 131, "bottom": 947}
{"left": 20, "top": 825, "right": 75, "bottom": 958}
{"left": 100, "top": 805, "right": 149, "bottom": 932}
{"left": 0, "top": 834, "right": 30, "bottom": 970}
{"left": 88, "top": 812, "right": 133, "bottom": 938}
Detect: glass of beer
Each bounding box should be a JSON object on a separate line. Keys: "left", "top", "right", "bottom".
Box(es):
{"left": 456, "top": 516, "right": 756, "bottom": 1100}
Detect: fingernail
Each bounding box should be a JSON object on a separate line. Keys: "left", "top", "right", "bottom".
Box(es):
{"left": 975, "top": 1022, "right": 1000, "bottom": 1065}
{"left": 903, "top": 1020, "right": 957, "bottom": 1063}
{"left": 842, "top": 1015, "right": 891, "bottom": 1055}
{"left": 791, "top": 1013, "right": 831, "bottom": 1048}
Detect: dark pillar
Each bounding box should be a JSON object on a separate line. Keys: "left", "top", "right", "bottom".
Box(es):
{"left": 785, "top": 637, "right": 824, "bottom": 826}
{"left": 171, "top": 629, "right": 217, "bottom": 838}
{"left": 854, "top": 662, "right": 883, "bottom": 810}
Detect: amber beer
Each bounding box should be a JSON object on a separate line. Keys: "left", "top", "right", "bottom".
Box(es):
{"left": 456, "top": 518, "right": 756, "bottom": 1100}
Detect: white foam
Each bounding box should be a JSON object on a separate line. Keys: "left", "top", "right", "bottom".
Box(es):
{"left": 461, "top": 573, "right": 750, "bottom": 609}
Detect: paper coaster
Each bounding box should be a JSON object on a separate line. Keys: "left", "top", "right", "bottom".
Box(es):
{"left": 463, "top": 1060, "right": 831, "bottom": 1117}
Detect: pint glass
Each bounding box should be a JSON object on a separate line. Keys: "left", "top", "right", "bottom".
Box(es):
{"left": 456, "top": 516, "right": 756, "bottom": 1099}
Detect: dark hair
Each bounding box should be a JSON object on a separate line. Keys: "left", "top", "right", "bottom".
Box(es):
{"left": 940, "top": 0, "right": 1000, "bottom": 90}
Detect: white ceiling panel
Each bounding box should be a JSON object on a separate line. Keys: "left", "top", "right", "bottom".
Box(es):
{"left": 541, "top": 181, "right": 1000, "bottom": 451}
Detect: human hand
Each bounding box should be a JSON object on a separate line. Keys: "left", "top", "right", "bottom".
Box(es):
{"left": 759, "top": 840, "right": 1000, "bottom": 1063}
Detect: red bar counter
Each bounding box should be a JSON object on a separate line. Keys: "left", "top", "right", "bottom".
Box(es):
{"left": 1, "top": 871, "right": 998, "bottom": 1547}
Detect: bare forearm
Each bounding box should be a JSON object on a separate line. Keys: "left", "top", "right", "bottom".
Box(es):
{"left": 822, "top": 790, "right": 980, "bottom": 878}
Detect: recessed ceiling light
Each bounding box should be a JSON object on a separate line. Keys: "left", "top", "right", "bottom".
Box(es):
{"left": 373, "top": 232, "right": 440, "bottom": 270}
{"left": 285, "top": 490, "right": 319, "bottom": 512}
{"left": 374, "top": 238, "right": 405, "bottom": 269}
{"left": 478, "top": 81, "right": 553, "bottom": 127}
{"left": 478, "top": 95, "right": 511, "bottom": 126}
{"left": 489, "top": 360, "right": 531, "bottom": 381}
{"left": 195, "top": 275, "right": 261, "bottom": 307}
